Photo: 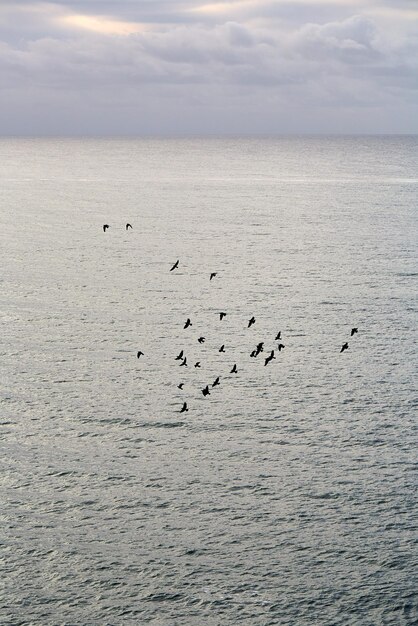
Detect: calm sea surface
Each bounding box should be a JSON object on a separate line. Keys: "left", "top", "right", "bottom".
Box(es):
{"left": 1, "top": 137, "right": 417, "bottom": 625}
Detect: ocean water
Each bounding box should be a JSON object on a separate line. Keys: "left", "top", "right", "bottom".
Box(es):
{"left": 0, "top": 136, "right": 417, "bottom": 625}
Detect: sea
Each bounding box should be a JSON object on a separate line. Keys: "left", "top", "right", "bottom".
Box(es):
{"left": 0, "top": 136, "right": 417, "bottom": 625}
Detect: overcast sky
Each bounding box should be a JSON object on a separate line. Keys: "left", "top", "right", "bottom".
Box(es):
{"left": 1, "top": 0, "right": 417, "bottom": 134}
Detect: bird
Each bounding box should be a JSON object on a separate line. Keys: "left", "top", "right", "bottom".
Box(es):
{"left": 177, "top": 383, "right": 184, "bottom": 390}
{"left": 180, "top": 357, "right": 188, "bottom": 366}
{"left": 340, "top": 342, "right": 349, "bottom": 353}
{"left": 255, "top": 342, "right": 264, "bottom": 356}
{"left": 210, "top": 272, "right": 217, "bottom": 281}
{"left": 351, "top": 328, "right": 358, "bottom": 336}
{"left": 180, "top": 402, "right": 188, "bottom": 413}
{"left": 250, "top": 350, "right": 256, "bottom": 358}
{"left": 175, "top": 350, "right": 184, "bottom": 360}
{"left": 219, "top": 312, "right": 227, "bottom": 320}
{"left": 219, "top": 345, "right": 225, "bottom": 353}
{"left": 198, "top": 337, "right": 205, "bottom": 344}
{"left": 170, "top": 260, "right": 179, "bottom": 271}
{"left": 184, "top": 318, "right": 192, "bottom": 329}
{"left": 103, "top": 224, "right": 110, "bottom": 232}
{"left": 248, "top": 317, "right": 256, "bottom": 328}
{"left": 136, "top": 351, "right": 144, "bottom": 359}
{"left": 126, "top": 223, "right": 133, "bottom": 230}
{"left": 277, "top": 344, "right": 285, "bottom": 351}
{"left": 264, "top": 350, "right": 275, "bottom": 366}
{"left": 212, "top": 377, "right": 220, "bottom": 387}
{"left": 194, "top": 362, "right": 201, "bottom": 368}
{"left": 230, "top": 364, "right": 238, "bottom": 374}
{"left": 275, "top": 331, "right": 281, "bottom": 340}
{"left": 202, "top": 385, "right": 210, "bottom": 397}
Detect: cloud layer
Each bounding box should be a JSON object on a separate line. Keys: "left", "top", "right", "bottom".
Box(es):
{"left": 0, "top": 1, "right": 417, "bottom": 134}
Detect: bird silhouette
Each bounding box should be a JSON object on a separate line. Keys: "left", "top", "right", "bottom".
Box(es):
{"left": 277, "top": 344, "right": 285, "bottom": 351}
{"left": 170, "top": 260, "right": 179, "bottom": 271}
{"left": 230, "top": 364, "right": 238, "bottom": 373}
{"left": 194, "top": 362, "right": 201, "bottom": 368}
{"left": 340, "top": 343, "right": 349, "bottom": 353}
{"left": 103, "top": 224, "right": 110, "bottom": 232}
{"left": 126, "top": 223, "right": 133, "bottom": 230}
{"left": 275, "top": 331, "right": 281, "bottom": 340}
{"left": 175, "top": 350, "right": 184, "bottom": 360}
{"left": 136, "top": 351, "right": 144, "bottom": 358}
{"left": 180, "top": 402, "right": 188, "bottom": 413}
{"left": 210, "top": 272, "right": 217, "bottom": 281}
{"left": 180, "top": 357, "right": 188, "bottom": 366}
{"left": 202, "top": 385, "right": 210, "bottom": 397}
{"left": 184, "top": 318, "right": 192, "bottom": 329}
{"left": 248, "top": 317, "right": 256, "bottom": 328}
{"left": 255, "top": 342, "right": 264, "bottom": 356}
{"left": 212, "top": 377, "right": 220, "bottom": 387}
{"left": 219, "top": 345, "right": 225, "bottom": 353}
{"left": 264, "top": 350, "right": 275, "bottom": 366}
{"left": 198, "top": 337, "right": 205, "bottom": 344}
{"left": 351, "top": 328, "right": 358, "bottom": 336}
{"left": 219, "top": 312, "right": 227, "bottom": 320}
{"left": 177, "top": 383, "right": 184, "bottom": 390}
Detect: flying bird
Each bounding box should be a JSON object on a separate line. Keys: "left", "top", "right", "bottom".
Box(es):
{"left": 126, "top": 223, "right": 133, "bottom": 230}
{"left": 255, "top": 342, "right": 264, "bottom": 356}
{"left": 210, "top": 273, "right": 217, "bottom": 281}
{"left": 202, "top": 385, "right": 210, "bottom": 397}
{"left": 103, "top": 224, "right": 110, "bottom": 232}
{"left": 212, "top": 377, "right": 220, "bottom": 387}
{"left": 275, "top": 331, "right": 281, "bottom": 340}
{"left": 219, "top": 345, "right": 225, "bottom": 353}
{"left": 184, "top": 318, "right": 192, "bottom": 329}
{"left": 340, "top": 343, "right": 349, "bottom": 353}
{"left": 219, "top": 312, "right": 227, "bottom": 320}
{"left": 230, "top": 364, "right": 238, "bottom": 374}
{"left": 351, "top": 328, "right": 358, "bottom": 336}
{"left": 198, "top": 337, "right": 205, "bottom": 344}
{"left": 194, "top": 362, "right": 201, "bottom": 368}
{"left": 175, "top": 350, "right": 184, "bottom": 360}
{"left": 277, "top": 344, "right": 285, "bottom": 351}
{"left": 180, "top": 402, "right": 188, "bottom": 413}
{"left": 248, "top": 317, "right": 256, "bottom": 328}
{"left": 136, "top": 351, "right": 144, "bottom": 359}
{"left": 180, "top": 357, "right": 188, "bottom": 366}
{"left": 170, "top": 260, "right": 179, "bottom": 271}
{"left": 177, "top": 383, "right": 184, "bottom": 390}
{"left": 264, "top": 350, "right": 275, "bottom": 366}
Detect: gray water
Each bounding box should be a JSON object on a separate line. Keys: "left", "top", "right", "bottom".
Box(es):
{"left": 1, "top": 136, "right": 417, "bottom": 625}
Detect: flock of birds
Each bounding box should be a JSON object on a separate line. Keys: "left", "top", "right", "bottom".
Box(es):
{"left": 103, "top": 223, "right": 359, "bottom": 413}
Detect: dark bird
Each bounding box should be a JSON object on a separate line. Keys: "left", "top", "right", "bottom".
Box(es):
{"left": 194, "top": 362, "right": 201, "bottom": 368}
{"left": 126, "top": 223, "right": 133, "bottom": 230}
{"left": 250, "top": 350, "right": 256, "bottom": 357}
{"left": 264, "top": 350, "right": 275, "bottom": 366}
{"left": 277, "top": 344, "right": 285, "bottom": 351}
{"left": 170, "top": 260, "right": 179, "bottom": 271}
{"left": 210, "top": 272, "right": 217, "bottom": 281}
{"left": 219, "top": 344, "right": 225, "bottom": 353}
{"left": 177, "top": 383, "right": 184, "bottom": 390}
{"left": 103, "top": 224, "right": 110, "bottom": 232}
{"left": 184, "top": 318, "right": 192, "bottom": 329}
{"left": 248, "top": 317, "right": 256, "bottom": 328}
{"left": 255, "top": 342, "right": 264, "bottom": 356}
{"left": 175, "top": 350, "right": 184, "bottom": 360}
{"left": 198, "top": 337, "right": 205, "bottom": 344}
{"left": 275, "top": 331, "right": 281, "bottom": 340}
{"left": 180, "top": 357, "right": 188, "bottom": 366}
{"left": 230, "top": 364, "right": 238, "bottom": 374}
{"left": 340, "top": 342, "right": 349, "bottom": 353}
{"left": 219, "top": 312, "right": 227, "bottom": 320}
{"left": 212, "top": 376, "right": 220, "bottom": 387}
{"left": 136, "top": 351, "right": 144, "bottom": 359}
{"left": 351, "top": 328, "right": 358, "bottom": 336}
{"left": 202, "top": 385, "right": 210, "bottom": 397}
{"left": 180, "top": 402, "right": 188, "bottom": 413}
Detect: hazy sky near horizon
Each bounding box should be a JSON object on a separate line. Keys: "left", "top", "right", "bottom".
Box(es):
{"left": 1, "top": 1, "right": 417, "bottom": 134}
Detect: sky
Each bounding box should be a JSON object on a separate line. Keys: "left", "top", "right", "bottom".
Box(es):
{"left": 0, "top": 0, "right": 417, "bottom": 135}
